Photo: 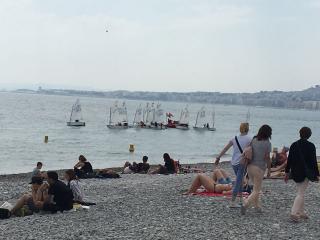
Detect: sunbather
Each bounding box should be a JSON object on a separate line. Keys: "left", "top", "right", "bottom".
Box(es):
{"left": 184, "top": 169, "right": 233, "bottom": 195}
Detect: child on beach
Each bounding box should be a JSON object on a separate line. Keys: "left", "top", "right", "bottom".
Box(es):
{"left": 31, "top": 162, "right": 43, "bottom": 178}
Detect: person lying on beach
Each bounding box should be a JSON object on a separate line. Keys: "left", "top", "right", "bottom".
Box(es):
{"left": 96, "top": 168, "right": 120, "bottom": 178}
{"left": 42, "top": 171, "right": 74, "bottom": 213}
{"left": 179, "top": 166, "right": 204, "bottom": 174}
{"left": 2, "top": 176, "right": 49, "bottom": 217}
{"left": 183, "top": 170, "right": 233, "bottom": 195}
{"left": 74, "top": 155, "right": 94, "bottom": 178}
{"left": 149, "top": 153, "right": 176, "bottom": 174}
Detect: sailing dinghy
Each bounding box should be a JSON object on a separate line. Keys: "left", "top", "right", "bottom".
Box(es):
{"left": 67, "top": 99, "right": 85, "bottom": 127}
{"left": 193, "top": 107, "right": 216, "bottom": 131}
{"left": 107, "top": 101, "right": 129, "bottom": 129}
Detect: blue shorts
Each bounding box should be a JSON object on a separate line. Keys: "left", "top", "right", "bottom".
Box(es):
{"left": 218, "top": 177, "right": 232, "bottom": 185}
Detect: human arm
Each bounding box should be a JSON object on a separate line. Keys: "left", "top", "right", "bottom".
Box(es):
{"left": 215, "top": 141, "right": 233, "bottom": 165}
{"left": 74, "top": 161, "right": 84, "bottom": 169}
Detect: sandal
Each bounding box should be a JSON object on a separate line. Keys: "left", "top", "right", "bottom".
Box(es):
{"left": 0, "top": 208, "right": 11, "bottom": 219}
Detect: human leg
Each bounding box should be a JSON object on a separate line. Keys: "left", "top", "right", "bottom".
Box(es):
{"left": 186, "top": 174, "right": 215, "bottom": 194}
{"left": 291, "top": 179, "right": 309, "bottom": 217}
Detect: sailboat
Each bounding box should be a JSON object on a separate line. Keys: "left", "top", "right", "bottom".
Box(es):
{"left": 246, "top": 108, "right": 251, "bottom": 123}
{"left": 145, "top": 103, "right": 166, "bottom": 130}
{"left": 176, "top": 106, "right": 190, "bottom": 130}
{"left": 193, "top": 106, "right": 216, "bottom": 131}
{"left": 132, "top": 104, "right": 145, "bottom": 128}
{"left": 67, "top": 99, "right": 85, "bottom": 127}
{"left": 107, "top": 101, "right": 129, "bottom": 129}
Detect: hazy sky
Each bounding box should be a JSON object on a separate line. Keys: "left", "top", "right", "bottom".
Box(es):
{"left": 0, "top": 0, "right": 320, "bottom": 92}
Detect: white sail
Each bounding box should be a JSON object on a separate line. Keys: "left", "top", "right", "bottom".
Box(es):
{"left": 133, "top": 104, "right": 144, "bottom": 124}
{"left": 69, "top": 99, "right": 83, "bottom": 122}
{"left": 195, "top": 107, "right": 207, "bottom": 128}
{"left": 179, "top": 106, "right": 189, "bottom": 125}
{"left": 109, "top": 101, "right": 128, "bottom": 125}
{"left": 154, "top": 103, "right": 165, "bottom": 123}
{"left": 145, "top": 103, "right": 155, "bottom": 125}
{"left": 246, "top": 109, "right": 251, "bottom": 123}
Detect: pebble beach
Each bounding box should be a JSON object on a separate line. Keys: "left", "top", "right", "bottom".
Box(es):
{"left": 0, "top": 163, "right": 319, "bottom": 240}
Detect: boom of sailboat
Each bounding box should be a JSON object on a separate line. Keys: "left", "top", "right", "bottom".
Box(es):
{"left": 66, "top": 100, "right": 250, "bottom": 131}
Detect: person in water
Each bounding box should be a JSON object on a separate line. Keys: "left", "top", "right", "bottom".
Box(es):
{"left": 74, "top": 155, "right": 94, "bottom": 178}
{"left": 184, "top": 169, "right": 233, "bottom": 195}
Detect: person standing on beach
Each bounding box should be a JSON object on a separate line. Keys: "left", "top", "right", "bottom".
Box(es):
{"left": 241, "top": 125, "right": 272, "bottom": 215}
{"left": 285, "top": 127, "right": 319, "bottom": 222}
{"left": 215, "top": 123, "right": 252, "bottom": 207}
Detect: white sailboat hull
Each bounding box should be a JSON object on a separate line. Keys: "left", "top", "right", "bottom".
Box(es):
{"left": 193, "top": 126, "right": 216, "bottom": 131}
{"left": 107, "top": 124, "right": 129, "bottom": 129}
{"left": 176, "top": 124, "right": 189, "bottom": 130}
{"left": 67, "top": 121, "right": 86, "bottom": 127}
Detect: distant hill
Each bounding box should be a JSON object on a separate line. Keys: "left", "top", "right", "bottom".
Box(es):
{"left": 14, "top": 85, "right": 320, "bottom": 110}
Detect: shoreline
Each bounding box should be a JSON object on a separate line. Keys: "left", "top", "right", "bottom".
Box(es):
{"left": 0, "top": 162, "right": 222, "bottom": 179}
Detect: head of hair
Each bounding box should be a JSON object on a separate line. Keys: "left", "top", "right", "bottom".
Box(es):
{"left": 47, "top": 171, "right": 59, "bottom": 181}
{"left": 256, "top": 125, "right": 272, "bottom": 141}
{"left": 163, "top": 153, "right": 171, "bottom": 161}
{"left": 65, "top": 169, "right": 77, "bottom": 182}
{"left": 79, "top": 155, "right": 87, "bottom": 162}
{"left": 299, "top": 127, "right": 312, "bottom": 140}
{"left": 37, "top": 162, "right": 43, "bottom": 167}
{"left": 142, "top": 156, "right": 148, "bottom": 162}
{"left": 240, "top": 123, "right": 249, "bottom": 134}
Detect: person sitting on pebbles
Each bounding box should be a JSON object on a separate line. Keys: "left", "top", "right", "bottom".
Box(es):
{"left": 74, "top": 155, "right": 94, "bottom": 178}
{"left": 183, "top": 168, "right": 233, "bottom": 195}
{"left": 0, "top": 176, "right": 49, "bottom": 218}
{"left": 149, "top": 153, "right": 176, "bottom": 174}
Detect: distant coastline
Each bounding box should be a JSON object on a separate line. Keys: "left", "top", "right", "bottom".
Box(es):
{"left": 6, "top": 85, "right": 320, "bottom": 110}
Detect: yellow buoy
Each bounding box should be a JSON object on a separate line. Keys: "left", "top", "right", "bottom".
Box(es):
{"left": 44, "top": 136, "right": 49, "bottom": 143}
{"left": 129, "top": 144, "right": 135, "bottom": 153}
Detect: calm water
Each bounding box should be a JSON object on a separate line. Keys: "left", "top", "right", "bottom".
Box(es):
{"left": 0, "top": 92, "right": 320, "bottom": 174}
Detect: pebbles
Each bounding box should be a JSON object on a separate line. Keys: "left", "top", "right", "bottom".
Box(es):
{"left": 0, "top": 163, "right": 319, "bottom": 240}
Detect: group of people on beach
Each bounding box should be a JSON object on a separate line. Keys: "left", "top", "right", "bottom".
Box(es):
{"left": 1, "top": 123, "right": 319, "bottom": 223}
{"left": 184, "top": 123, "right": 319, "bottom": 222}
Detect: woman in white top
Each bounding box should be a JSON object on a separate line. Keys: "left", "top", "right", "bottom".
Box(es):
{"left": 215, "top": 123, "right": 252, "bottom": 207}
{"left": 65, "top": 169, "right": 84, "bottom": 203}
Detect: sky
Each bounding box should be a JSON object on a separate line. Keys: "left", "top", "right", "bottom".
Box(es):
{"left": 0, "top": 0, "right": 320, "bottom": 93}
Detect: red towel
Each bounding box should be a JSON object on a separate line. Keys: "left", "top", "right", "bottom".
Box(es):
{"left": 194, "top": 192, "right": 249, "bottom": 198}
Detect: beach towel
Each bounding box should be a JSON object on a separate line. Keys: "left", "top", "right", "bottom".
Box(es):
{"left": 194, "top": 191, "right": 250, "bottom": 198}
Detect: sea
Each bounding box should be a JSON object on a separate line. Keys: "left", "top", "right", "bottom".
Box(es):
{"left": 0, "top": 92, "right": 320, "bottom": 174}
